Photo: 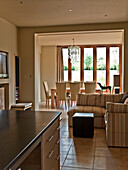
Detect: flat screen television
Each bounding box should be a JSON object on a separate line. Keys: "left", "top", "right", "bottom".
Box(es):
{"left": 0, "top": 51, "right": 9, "bottom": 78}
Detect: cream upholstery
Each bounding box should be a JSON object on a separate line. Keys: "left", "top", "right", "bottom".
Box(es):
{"left": 84, "top": 81, "right": 96, "bottom": 93}
{"left": 56, "top": 82, "right": 68, "bottom": 108}
{"left": 70, "top": 82, "right": 81, "bottom": 106}
{"left": 65, "top": 81, "right": 71, "bottom": 88}
{"left": 105, "top": 102, "right": 128, "bottom": 147}
{"left": 43, "top": 81, "right": 51, "bottom": 107}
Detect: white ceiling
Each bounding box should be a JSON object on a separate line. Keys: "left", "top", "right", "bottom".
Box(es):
{"left": 0, "top": 0, "right": 128, "bottom": 27}
{"left": 38, "top": 30, "right": 123, "bottom": 46}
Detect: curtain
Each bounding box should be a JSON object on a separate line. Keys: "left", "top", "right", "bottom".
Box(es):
{"left": 57, "top": 47, "right": 64, "bottom": 82}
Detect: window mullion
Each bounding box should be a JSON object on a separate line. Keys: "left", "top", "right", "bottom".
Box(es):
{"left": 93, "top": 46, "right": 96, "bottom": 81}
{"left": 106, "top": 46, "right": 109, "bottom": 87}
{"left": 119, "top": 45, "right": 122, "bottom": 93}
{"left": 81, "top": 47, "right": 84, "bottom": 81}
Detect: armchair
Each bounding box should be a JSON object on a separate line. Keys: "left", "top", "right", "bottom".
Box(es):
{"left": 105, "top": 102, "right": 128, "bottom": 147}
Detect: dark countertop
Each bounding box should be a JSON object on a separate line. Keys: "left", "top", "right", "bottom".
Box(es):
{"left": 0, "top": 110, "right": 61, "bottom": 170}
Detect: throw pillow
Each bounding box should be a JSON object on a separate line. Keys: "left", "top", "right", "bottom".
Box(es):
{"left": 124, "top": 98, "right": 128, "bottom": 104}
{"left": 120, "top": 93, "right": 128, "bottom": 103}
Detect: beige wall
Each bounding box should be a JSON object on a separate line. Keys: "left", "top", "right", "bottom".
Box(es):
{"left": 18, "top": 22, "right": 128, "bottom": 107}
{"left": 0, "top": 17, "right": 17, "bottom": 108}
{"left": 40, "top": 46, "right": 57, "bottom": 102}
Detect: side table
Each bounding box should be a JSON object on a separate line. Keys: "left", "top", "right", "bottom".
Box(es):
{"left": 73, "top": 112, "right": 94, "bottom": 138}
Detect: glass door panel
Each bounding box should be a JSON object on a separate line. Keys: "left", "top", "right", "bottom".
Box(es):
{"left": 97, "top": 47, "right": 106, "bottom": 86}
{"left": 110, "top": 47, "right": 119, "bottom": 87}
{"left": 71, "top": 49, "right": 81, "bottom": 81}
{"left": 84, "top": 48, "right": 93, "bottom": 81}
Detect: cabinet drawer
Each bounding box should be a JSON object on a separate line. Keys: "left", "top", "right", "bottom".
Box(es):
{"left": 43, "top": 141, "right": 59, "bottom": 170}
{"left": 43, "top": 129, "right": 60, "bottom": 156}
{"left": 43, "top": 118, "right": 59, "bottom": 143}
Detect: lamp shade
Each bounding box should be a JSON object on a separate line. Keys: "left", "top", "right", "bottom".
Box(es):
{"left": 113, "top": 75, "right": 120, "bottom": 87}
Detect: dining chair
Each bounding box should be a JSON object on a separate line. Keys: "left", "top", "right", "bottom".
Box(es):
{"left": 43, "top": 81, "right": 51, "bottom": 107}
{"left": 56, "top": 82, "right": 69, "bottom": 108}
{"left": 70, "top": 82, "right": 81, "bottom": 107}
{"left": 84, "top": 81, "right": 96, "bottom": 93}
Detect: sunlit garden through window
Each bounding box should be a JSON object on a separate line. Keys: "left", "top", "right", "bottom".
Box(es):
{"left": 62, "top": 45, "right": 122, "bottom": 91}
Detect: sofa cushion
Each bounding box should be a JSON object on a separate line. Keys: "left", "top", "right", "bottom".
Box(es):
{"left": 100, "top": 94, "right": 114, "bottom": 107}
{"left": 77, "top": 93, "right": 88, "bottom": 106}
{"left": 113, "top": 93, "right": 124, "bottom": 103}
{"left": 95, "top": 94, "right": 101, "bottom": 106}
{"left": 106, "top": 102, "right": 128, "bottom": 113}
{"left": 77, "top": 93, "right": 99, "bottom": 106}
{"left": 67, "top": 105, "right": 106, "bottom": 117}
{"left": 120, "top": 93, "right": 128, "bottom": 103}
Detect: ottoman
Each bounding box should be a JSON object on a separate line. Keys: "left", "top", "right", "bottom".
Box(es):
{"left": 73, "top": 113, "right": 94, "bottom": 138}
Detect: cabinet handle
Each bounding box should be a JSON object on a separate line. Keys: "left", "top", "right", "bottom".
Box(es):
{"left": 48, "top": 150, "right": 54, "bottom": 158}
{"left": 48, "top": 135, "right": 54, "bottom": 142}
{"left": 56, "top": 155, "right": 60, "bottom": 161}
{"left": 56, "top": 139, "right": 60, "bottom": 144}
{"left": 56, "top": 126, "right": 60, "bottom": 131}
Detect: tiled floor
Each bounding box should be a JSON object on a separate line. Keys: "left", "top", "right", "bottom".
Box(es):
{"left": 38, "top": 102, "right": 128, "bottom": 170}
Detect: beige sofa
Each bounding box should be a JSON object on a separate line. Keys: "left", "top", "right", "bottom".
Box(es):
{"left": 67, "top": 93, "right": 124, "bottom": 128}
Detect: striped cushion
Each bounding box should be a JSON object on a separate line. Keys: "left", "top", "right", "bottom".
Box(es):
{"left": 87, "top": 94, "right": 97, "bottom": 106}
{"left": 96, "top": 94, "right": 101, "bottom": 106}
{"left": 113, "top": 93, "right": 124, "bottom": 103}
{"left": 77, "top": 93, "right": 88, "bottom": 106}
{"left": 77, "top": 93, "right": 98, "bottom": 106}
{"left": 100, "top": 94, "right": 114, "bottom": 107}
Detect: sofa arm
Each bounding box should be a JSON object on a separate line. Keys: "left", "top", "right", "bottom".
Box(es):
{"left": 106, "top": 112, "right": 128, "bottom": 133}
{"left": 106, "top": 102, "right": 128, "bottom": 113}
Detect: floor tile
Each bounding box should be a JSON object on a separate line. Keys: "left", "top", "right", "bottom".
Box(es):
{"left": 62, "top": 166, "right": 92, "bottom": 170}
{"left": 95, "top": 147, "right": 121, "bottom": 158}
{"left": 60, "top": 138, "right": 73, "bottom": 146}
{"left": 60, "top": 154, "right": 67, "bottom": 166}
{"left": 94, "top": 156, "right": 126, "bottom": 170}
{"left": 68, "top": 145, "right": 95, "bottom": 156}
{"left": 63, "top": 156, "right": 93, "bottom": 169}
{"left": 60, "top": 145, "right": 71, "bottom": 152}
{"left": 72, "top": 138, "right": 95, "bottom": 147}
{"left": 95, "top": 139, "right": 107, "bottom": 147}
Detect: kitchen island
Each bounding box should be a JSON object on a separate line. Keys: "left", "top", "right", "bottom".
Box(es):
{"left": 0, "top": 110, "right": 61, "bottom": 170}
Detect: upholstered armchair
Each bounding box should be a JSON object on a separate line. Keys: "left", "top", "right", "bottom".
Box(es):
{"left": 105, "top": 102, "right": 128, "bottom": 147}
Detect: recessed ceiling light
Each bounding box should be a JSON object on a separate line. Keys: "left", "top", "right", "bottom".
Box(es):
{"left": 69, "top": 9, "right": 72, "bottom": 12}
{"left": 19, "top": 1, "right": 24, "bottom": 5}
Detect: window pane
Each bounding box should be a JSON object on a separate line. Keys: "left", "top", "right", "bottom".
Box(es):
{"left": 110, "top": 47, "right": 119, "bottom": 87}
{"left": 97, "top": 47, "right": 106, "bottom": 86}
{"left": 84, "top": 48, "right": 93, "bottom": 81}
{"left": 62, "top": 48, "right": 68, "bottom": 81}
{"left": 71, "top": 49, "right": 80, "bottom": 81}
